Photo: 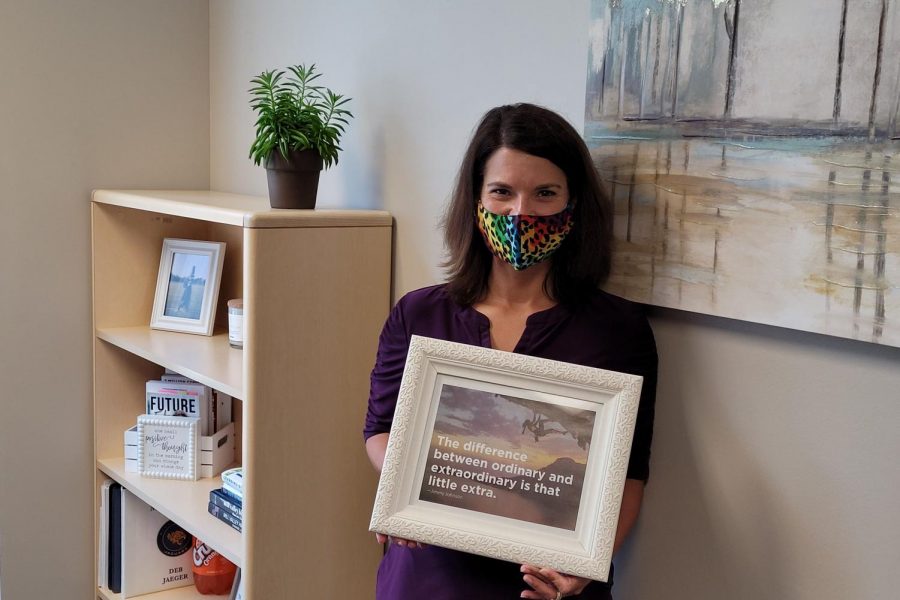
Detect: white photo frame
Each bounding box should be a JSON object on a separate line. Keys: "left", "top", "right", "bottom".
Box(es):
{"left": 369, "top": 335, "right": 643, "bottom": 582}
{"left": 137, "top": 415, "right": 200, "bottom": 481}
{"left": 151, "top": 238, "right": 225, "bottom": 336}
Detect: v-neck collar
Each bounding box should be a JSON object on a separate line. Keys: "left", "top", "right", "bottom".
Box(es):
{"left": 457, "top": 301, "right": 572, "bottom": 353}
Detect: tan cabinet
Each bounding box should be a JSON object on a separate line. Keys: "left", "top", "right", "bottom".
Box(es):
{"left": 92, "top": 190, "right": 391, "bottom": 599}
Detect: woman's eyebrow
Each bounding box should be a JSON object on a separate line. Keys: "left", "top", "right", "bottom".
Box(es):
{"left": 484, "top": 181, "right": 563, "bottom": 189}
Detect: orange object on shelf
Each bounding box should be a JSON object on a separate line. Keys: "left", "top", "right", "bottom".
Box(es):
{"left": 192, "top": 537, "right": 237, "bottom": 595}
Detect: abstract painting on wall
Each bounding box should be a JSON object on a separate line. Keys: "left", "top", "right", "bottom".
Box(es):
{"left": 585, "top": 0, "right": 900, "bottom": 346}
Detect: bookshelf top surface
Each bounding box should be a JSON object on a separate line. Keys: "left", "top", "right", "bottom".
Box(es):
{"left": 92, "top": 189, "right": 392, "bottom": 228}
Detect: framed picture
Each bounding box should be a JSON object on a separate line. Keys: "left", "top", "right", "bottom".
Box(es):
{"left": 151, "top": 238, "right": 225, "bottom": 336}
{"left": 369, "top": 336, "right": 644, "bottom": 582}
{"left": 137, "top": 415, "right": 200, "bottom": 481}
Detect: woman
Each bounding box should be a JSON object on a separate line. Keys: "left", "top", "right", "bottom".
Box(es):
{"left": 364, "top": 103, "right": 657, "bottom": 600}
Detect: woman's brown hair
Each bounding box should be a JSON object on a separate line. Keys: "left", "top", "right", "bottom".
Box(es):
{"left": 443, "top": 103, "right": 612, "bottom": 306}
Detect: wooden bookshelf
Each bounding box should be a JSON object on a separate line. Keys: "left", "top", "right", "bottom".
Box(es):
{"left": 92, "top": 190, "right": 392, "bottom": 599}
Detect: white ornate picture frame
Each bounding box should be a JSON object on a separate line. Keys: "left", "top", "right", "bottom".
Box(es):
{"left": 369, "top": 335, "right": 643, "bottom": 582}
{"left": 150, "top": 238, "right": 225, "bottom": 336}
{"left": 137, "top": 415, "right": 200, "bottom": 481}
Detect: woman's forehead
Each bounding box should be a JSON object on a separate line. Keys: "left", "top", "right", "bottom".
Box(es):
{"left": 482, "top": 148, "right": 567, "bottom": 184}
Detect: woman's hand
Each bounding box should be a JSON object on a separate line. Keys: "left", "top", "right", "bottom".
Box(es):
{"left": 374, "top": 532, "right": 427, "bottom": 549}
{"left": 520, "top": 565, "right": 590, "bottom": 599}
{"left": 368, "top": 436, "right": 427, "bottom": 549}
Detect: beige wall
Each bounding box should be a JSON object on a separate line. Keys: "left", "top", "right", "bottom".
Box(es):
{"left": 623, "top": 311, "right": 900, "bottom": 599}
{"left": 210, "top": 0, "right": 590, "bottom": 296}
{"left": 1, "top": 1, "right": 897, "bottom": 599}
{"left": 209, "top": 1, "right": 900, "bottom": 598}
{"left": 0, "top": 2, "right": 209, "bottom": 599}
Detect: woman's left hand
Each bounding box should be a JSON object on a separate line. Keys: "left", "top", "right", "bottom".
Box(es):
{"left": 520, "top": 564, "right": 590, "bottom": 599}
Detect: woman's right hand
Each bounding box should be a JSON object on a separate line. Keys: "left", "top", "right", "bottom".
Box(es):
{"left": 368, "top": 434, "right": 426, "bottom": 549}
{"left": 375, "top": 532, "right": 427, "bottom": 549}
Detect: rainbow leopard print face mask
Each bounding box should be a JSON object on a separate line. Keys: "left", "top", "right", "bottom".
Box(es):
{"left": 476, "top": 203, "right": 575, "bottom": 271}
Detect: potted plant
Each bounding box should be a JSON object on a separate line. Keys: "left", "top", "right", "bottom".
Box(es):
{"left": 249, "top": 64, "right": 352, "bottom": 209}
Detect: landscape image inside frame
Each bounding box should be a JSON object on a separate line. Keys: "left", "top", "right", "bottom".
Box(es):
{"left": 419, "top": 383, "right": 597, "bottom": 530}
{"left": 163, "top": 252, "right": 210, "bottom": 320}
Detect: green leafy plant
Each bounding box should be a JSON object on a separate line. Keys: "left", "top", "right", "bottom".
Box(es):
{"left": 248, "top": 64, "right": 352, "bottom": 169}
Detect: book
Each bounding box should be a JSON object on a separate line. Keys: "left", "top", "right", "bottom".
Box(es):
{"left": 210, "top": 488, "right": 243, "bottom": 515}
{"left": 160, "top": 373, "right": 232, "bottom": 433}
{"left": 222, "top": 482, "right": 243, "bottom": 502}
{"left": 146, "top": 380, "right": 211, "bottom": 435}
{"left": 108, "top": 483, "right": 122, "bottom": 593}
{"left": 208, "top": 495, "right": 242, "bottom": 525}
{"left": 161, "top": 373, "right": 196, "bottom": 384}
{"left": 208, "top": 502, "right": 242, "bottom": 532}
{"left": 98, "top": 479, "right": 114, "bottom": 589}
{"left": 213, "top": 388, "right": 233, "bottom": 433}
{"left": 208, "top": 499, "right": 242, "bottom": 523}
{"left": 121, "top": 488, "right": 194, "bottom": 597}
{"left": 221, "top": 467, "right": 243, "bottom": 501}
{"left": 221, "top": 467, "right": 243, "bottom": 492}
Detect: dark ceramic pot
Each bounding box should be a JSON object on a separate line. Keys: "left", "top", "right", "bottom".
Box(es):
{"left": 264, "top": 149, "right": 324, "bottom": 209}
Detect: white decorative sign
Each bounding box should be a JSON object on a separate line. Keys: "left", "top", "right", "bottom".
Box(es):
{"left": 137, "top": 415, "right": 200, "bottom": 481}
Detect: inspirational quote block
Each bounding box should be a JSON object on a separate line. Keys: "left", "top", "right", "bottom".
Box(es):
{"left": 419, "top": 384, "right": 596, "bottom": 530}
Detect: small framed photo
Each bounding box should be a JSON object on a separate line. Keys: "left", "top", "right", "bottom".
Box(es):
{"left": 369, "top": 336, "right": 643, "bottom": 582}
{"left": 137, "top": 415, "right": 200, "bottom": 481}
{"left": 151, "top": 238, "right": 225, "bottom": 336}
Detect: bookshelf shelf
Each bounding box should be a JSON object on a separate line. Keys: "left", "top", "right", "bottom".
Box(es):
{"left": 98, "top": 584, "right": 230, "bottom": 599}
{"left": 92, "top": 190, "right": 390, "bottom": 599}
{"left": 99, "top": 457, "right": 243, "bottom": 566}
{"left": 97, "top": 327, "right": 244, "bottom": 400}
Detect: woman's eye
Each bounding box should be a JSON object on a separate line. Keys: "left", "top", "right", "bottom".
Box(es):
{"left": 537, "top": 190, "right": 557, "bottom": 197}
{"left": 488, "top": 188, "right": 510, "bottom": 197}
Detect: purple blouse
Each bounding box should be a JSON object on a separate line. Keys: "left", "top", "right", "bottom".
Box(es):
{"left": 365, "top": 285, "right": 658, "bottom": 600}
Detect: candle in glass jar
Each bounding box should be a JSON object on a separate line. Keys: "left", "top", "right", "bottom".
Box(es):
{"left": 227, "top": 299, "right": 243, "bottom": 349}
